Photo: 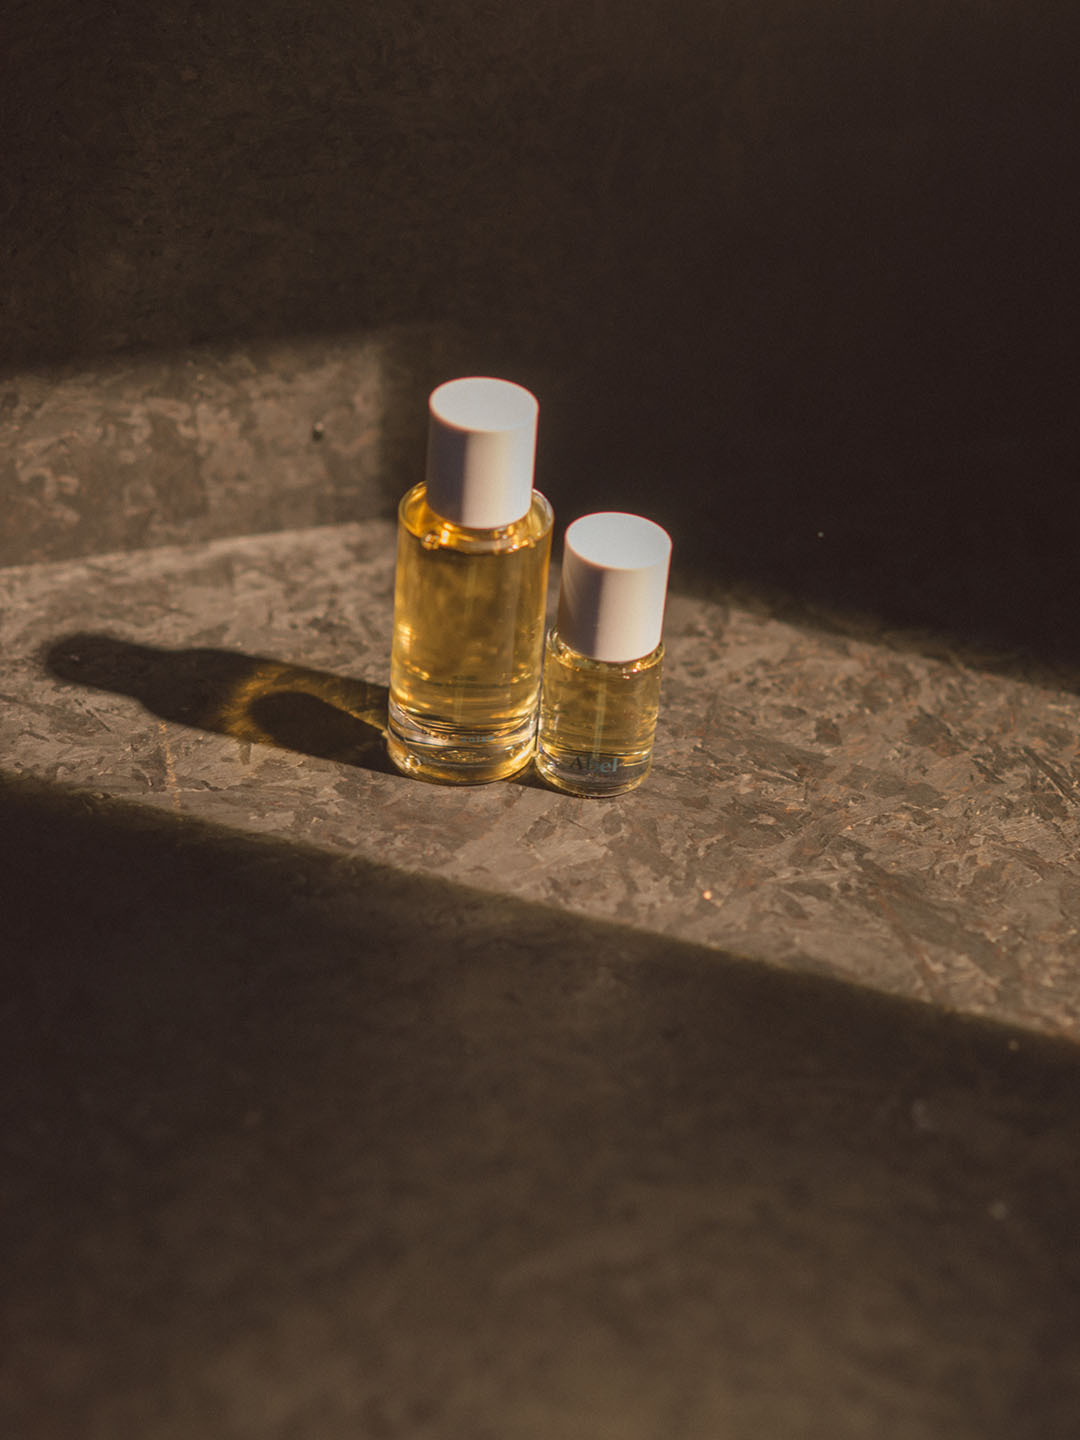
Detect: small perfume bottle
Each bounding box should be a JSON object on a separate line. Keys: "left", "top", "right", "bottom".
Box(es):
{"left": 387, "top": 377, "right": 553, "bottom": 784}
{"left": 536, "top": 511, "right": 672, "bottom": 797}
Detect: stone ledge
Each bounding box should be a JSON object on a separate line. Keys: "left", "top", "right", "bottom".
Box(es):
{"left": 3, "top": 520, "right": 1078, "bottom": 1036}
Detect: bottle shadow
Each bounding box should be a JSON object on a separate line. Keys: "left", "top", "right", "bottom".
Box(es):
{"left": 44, "top": 632, "right": 396, "bottom": 774}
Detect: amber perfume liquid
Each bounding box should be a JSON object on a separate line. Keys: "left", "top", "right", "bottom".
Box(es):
{"left": 536, "top": 630, "right": 663, "bottom": 796}
{"left": 387, "top": 482, "right": 553, "bottom": 784}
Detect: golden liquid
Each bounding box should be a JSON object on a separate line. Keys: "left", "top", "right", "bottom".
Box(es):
{"left": 387, "top": 483, "right": 553, "bottom": 783}
{"left": 536, "top": 630, "right": 663, "bottom": 796}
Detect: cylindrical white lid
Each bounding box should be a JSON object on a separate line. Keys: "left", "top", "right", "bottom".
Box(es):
{"left": 425, "top": 377, "right": 539, "bottom": 528}
{"left": 556, "top": 512, "right": 672, "bottom": 662}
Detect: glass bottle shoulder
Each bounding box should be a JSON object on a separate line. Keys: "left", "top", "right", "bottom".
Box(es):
{"left": 399, "top": 483, "right": 553, "bottom": 555}
{"left": 546, "top": 628, "right": 664, "bottom": 675}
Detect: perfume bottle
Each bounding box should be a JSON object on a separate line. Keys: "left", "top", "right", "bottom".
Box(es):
{"left": 387, "top": 377, "right": 553, "bottom": 784}
{"left": 536, "top": 511, "right": 671, "bottom": 797}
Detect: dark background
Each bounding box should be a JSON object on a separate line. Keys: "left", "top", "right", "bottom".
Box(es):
{"left": 3, "top": 0, "right": 1079, "bottom": 650}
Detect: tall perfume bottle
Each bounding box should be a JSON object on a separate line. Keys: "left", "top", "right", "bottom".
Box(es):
{"left": 536, "top": 512, "right": 671, "bottom": 797}
{"left": 387, "top": 377, "right": 553, "bottom": 784}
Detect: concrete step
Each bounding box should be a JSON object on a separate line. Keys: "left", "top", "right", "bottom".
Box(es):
{"left": 3, "top": 519, "right": 1078, "bottom": 1037}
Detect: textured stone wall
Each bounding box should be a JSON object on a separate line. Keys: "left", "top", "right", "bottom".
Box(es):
{"left": 4, "top": 1, "right": 1078, "bottom": 659}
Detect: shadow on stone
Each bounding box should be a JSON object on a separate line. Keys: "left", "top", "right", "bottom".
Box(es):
{"left": 3, "top": 768, "right": 1080, "bottom": 1436}
{"left": 44, "top": 631, "right": 394, "bottom": 772}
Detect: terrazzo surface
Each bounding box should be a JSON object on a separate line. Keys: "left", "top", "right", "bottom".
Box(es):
{"left": 5, "top": 2, "right": 1080, "bottom": 1427}
{"left": 3, "top": 519, "right": 1078, "bottom": 1036}
{"left": 4, "top": 522, "right": 1080, "bottom": 1439}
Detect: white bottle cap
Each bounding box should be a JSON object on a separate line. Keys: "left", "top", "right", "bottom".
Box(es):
{"left": 425, "top": 377, "right": 539, "bottom": 528}
{"left": 556, "top": 512, "right": 672, "bottom": 662}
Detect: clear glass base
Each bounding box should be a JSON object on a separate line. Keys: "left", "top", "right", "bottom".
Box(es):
{"left": 534, "top": 744, "right": 652, "bottom": 797}
{"left": 386, "top": 697, "right": 536, "bottom": 785}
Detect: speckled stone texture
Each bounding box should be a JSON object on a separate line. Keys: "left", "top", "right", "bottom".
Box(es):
{"left": 4, "top": 778, "right": 1080, "bottom": 1440}
{"left": 0, "top": 329, "right": 473, "bottom": 566}
{"left": 4, "top": 764, "right": 1080, "bottom": 1440}
{"left": 4, "top": 522, "right": 1080, "bottom": 1434}
{"left": 4, "top": 0, "right": 1080, "bottom": 1433}
{"left": 2, "top": 521, "right": 1079, "bottom": 1034}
